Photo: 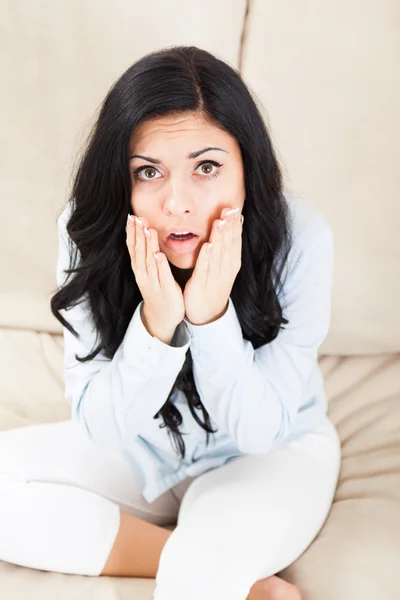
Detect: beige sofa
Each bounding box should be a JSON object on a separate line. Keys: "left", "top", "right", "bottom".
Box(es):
{"left": 1, "top": 1, "right": 399, "bottom": 599}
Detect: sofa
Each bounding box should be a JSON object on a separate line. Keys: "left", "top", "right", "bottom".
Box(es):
{"left": 1, "top": 1, "right": 399, "bottom": 598}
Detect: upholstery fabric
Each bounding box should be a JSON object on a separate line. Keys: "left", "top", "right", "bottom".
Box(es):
{"left": 0, "top": 1, "right": 399, "bottom": 598}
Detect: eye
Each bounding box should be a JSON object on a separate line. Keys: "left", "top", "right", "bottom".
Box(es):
{"left": 195, "top": 160, "right": 223, "bottom": 180}
{"left": 131, "top": 160, "right": 223, "bottom": 184}
{"left": 132, "top": 166, "right": 161, "bottom": 184}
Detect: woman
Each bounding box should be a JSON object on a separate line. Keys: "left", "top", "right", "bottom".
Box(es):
{"left": 0, "top": 46, "right": 341, "bottom": 600}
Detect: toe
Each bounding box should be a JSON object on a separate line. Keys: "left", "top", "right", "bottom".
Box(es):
{"left": 250, "top": 575, "right": 302, "bottom": 600}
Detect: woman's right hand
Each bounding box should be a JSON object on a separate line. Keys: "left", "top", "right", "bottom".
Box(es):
{"left": 125, "top": 214, "right": 186, "bottom": 338}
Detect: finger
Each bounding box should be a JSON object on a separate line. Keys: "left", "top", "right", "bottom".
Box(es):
{"left": 143, "top": 225, "right": 162, "bottom": 287}
{"left": 209, "top": 218, "right": 224, "bottom": 279}
{"left": 225, "top": 208, "right": 240, "bottom": 248}
{"left": 227, "top": 209, "right": 240, "bottom": 268}
{"left": 218, "top": 210, "right": 236, "bottom": 279}
{"left": 223, "top": 209, "right": 241, "bottom": 273}
{"left": 220, "top": 206, "right": 231, "bottom": 220}
{"left": 226, "top": 209, "right": 235, "bottom": 250}
{"left": 133, "top": 216, "right": 148, "bottom": 283}
{"left": 193, "top": 241, "right": 212, "bottom": 284}
{"left": 155, "top": 251, "right": 179, "bottom": 294}
{"left": 146, "top": 227, "right": 177, "bottom": 293}
{"left": 233, "top": 210, "right": 243, "bottom": 267}
{"left": 217, "top": 207, "right": 238, "bottom": 246}
{"left": 220, "top": 216, "right": 233, "bottom": 279}
{"left": 126, "top": 214, "right": 137, "bottom": 265}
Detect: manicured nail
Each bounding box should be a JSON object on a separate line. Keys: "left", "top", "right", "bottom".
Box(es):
{"left": 225, "top": 208, "right": 240, "bottom": 217}
{"left": 217, "top": 219, "right": 226, "bottom": 230}
{"left": 127, "top": 214, "right": 135, "bottom": 227}
{"left": 144, "top": 227, "right": 151, "bottom": 240}
{"left": 136, "top": 217, "right": 143, "bottom": 229}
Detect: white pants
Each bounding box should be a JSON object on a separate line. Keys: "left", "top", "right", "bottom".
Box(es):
{"left": 0, "top": 415, "right": 341, "bottom": 600}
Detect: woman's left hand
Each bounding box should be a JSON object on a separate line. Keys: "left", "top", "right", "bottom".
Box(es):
{"left": 183, "top": 206, "right": 243, "bottom": 325}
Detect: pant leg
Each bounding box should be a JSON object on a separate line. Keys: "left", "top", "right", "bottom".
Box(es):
{"left": 0, "top": 419, "right": 179, "bottom": 576}
{"left": 153, "top": 416, "right": 341, "bottom": 600}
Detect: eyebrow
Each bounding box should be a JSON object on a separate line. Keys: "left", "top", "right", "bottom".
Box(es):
{"left": 128, "top": 147, "right": 229, "bottom": 164}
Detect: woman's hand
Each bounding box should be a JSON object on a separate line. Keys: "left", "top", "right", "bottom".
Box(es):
{"left": 125, "top": 214, "right": 186, "bottom": 335}
{"left": 183, "top": 207, "right": 243, "bottom": 325}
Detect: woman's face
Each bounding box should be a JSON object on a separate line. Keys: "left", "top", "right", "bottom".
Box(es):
{"left": 128, "top": 112, "right": 245, "bottom": 269}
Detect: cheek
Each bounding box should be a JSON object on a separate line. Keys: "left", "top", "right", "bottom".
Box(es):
{"left": 129, "top": 193, "right": 136, "bottom": 213}
{"left": 130, "top": 194, "right": 149, "bottom": 218}
{"left": 205, "top": 209, "right": 220, "bottom": 234}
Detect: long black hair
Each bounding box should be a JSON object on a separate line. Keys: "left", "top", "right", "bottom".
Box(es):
{"left": 50, "top": 45, "right": 293, "bottom": 460}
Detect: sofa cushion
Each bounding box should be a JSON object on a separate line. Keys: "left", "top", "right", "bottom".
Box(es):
{"left": 0, "top": 330, "right": 399, "bottom": 599}
{"left": 280, "top": 353, "right": 400, "bottom": 600}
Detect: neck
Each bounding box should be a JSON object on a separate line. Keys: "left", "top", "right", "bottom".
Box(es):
{"left": 169, "top": 262, "right": 194, "bottom": 290}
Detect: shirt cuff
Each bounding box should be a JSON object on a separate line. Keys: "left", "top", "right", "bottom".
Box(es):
{"left": 183, "top": 297, "right": 246, "bottom": 373}
{"left": 121, "top": 301, "right": 191, "bottom": 377}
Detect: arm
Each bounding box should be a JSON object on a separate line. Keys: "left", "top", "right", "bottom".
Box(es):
{"left": 183, "top": 221, "right": 334, "bottom": 454}
{"left": 56, "top": 205, "right": 190, "bottom": 454}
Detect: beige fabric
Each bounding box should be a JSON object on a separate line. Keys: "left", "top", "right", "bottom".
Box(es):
{"left": 1, "top": 1, "right": 398, "bottom": 353}
{"left": 0, "top": 329, "right": 399, "bottom": 598}
{"left": 241, "top": 0, "right": 400, "bottom": 355}
{"left": 0, "top": 1, "right": 399, "bottom": 599}
{"left": 0, "top": 0, "right": 247, "bottom": 334}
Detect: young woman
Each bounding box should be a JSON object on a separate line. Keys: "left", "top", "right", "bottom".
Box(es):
{"left": 0, "top": 46, "right": 341, "bottom": 600}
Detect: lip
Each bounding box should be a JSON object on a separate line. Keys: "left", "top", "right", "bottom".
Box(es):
{"left": 164, "top": 234, "right": 200, "bottom": 254}
{"left": 164, "top": 226, "right": 201, "bottom": 240}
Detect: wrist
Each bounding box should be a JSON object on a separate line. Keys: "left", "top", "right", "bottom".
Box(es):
{"left": 141, "top": 305, "right": 178, "bottom": 345}
{"left": 186, "top": 300, "right": 229, "bottom": 326}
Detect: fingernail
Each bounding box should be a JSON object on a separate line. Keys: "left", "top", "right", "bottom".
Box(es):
{"left": 144, "top": 226, "right": 151, "bottom": 240}
{"left": 136, "top": 217, "right": 143, "bottom": 229}
{"left": 127, "top": 214, "right": 135, "bottom": 227}
{"left": 225, "top": 208, "right": 240, "bottom": 217}
{"left": 241, "top": 215, "right": 244, "bottom": 224}
{"left": 217, "top": 219, "right": 226, "bottom": 230}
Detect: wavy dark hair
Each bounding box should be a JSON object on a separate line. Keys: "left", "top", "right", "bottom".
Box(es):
{"left": 50, "top": 45, "right": 293, "bottom": 461}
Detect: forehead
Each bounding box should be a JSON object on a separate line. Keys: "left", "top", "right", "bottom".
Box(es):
{"left": 129, "top": 113, "right": 235, "bottom": 151}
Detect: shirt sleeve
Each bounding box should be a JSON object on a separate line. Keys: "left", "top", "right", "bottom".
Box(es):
{"left": 55, "top": 207, "right": 190, "bottom": 453}
{"left": 183, "top": 221, "right": 335, "bottom": 454}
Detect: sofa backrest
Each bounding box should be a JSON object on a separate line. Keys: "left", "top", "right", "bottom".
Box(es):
{"left": 0, "top": 1, "right": 398, "bottom": 355}
{"left": 240, "top": 1, "right": 400, "bottom": 355}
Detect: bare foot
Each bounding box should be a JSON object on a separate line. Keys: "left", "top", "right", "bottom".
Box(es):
{"left": 246, "top": 574, "right": 302, "bottom": 600}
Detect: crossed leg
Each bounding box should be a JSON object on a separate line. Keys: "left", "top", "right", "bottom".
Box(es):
{"left": 153, "top": 417, "right": 341, "bottom": 600}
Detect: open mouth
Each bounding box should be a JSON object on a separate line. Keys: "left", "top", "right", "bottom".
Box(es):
{"left": 165, "top": 233, "right": 200, "bottom": 253}
{"left": 168, "top": 233, "right": 197, "bottom": 241}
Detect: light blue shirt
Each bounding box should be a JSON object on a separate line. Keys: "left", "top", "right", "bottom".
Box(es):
{"left": 56, "top": 193, "right": 334, "bottom": 503}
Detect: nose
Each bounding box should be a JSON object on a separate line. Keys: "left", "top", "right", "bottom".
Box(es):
{"left": 162, "top": 180, "right": 196, "bottom": 216}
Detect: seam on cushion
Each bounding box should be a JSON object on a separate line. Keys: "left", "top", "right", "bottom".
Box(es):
{"left": 238, "top": 0, "right": 251, "bottom": 73}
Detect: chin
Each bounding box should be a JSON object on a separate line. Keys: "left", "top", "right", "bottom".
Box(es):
{"left": 167, "top": 252, "right": 197, "bottom": 269}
